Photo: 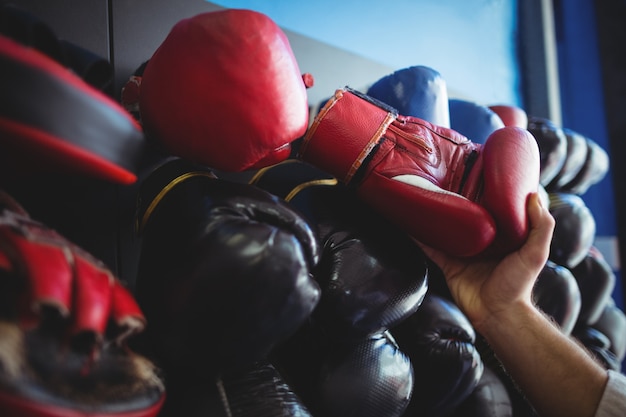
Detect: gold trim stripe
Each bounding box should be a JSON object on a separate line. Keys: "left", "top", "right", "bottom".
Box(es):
{"left": 284, "top": 178, "right": 338, "bottom": 202}
{"left": 345, "top": 111, "right": 396, "bottom": 184}
{"left": 138, "top": 171, "right": 216, "bottom": 234}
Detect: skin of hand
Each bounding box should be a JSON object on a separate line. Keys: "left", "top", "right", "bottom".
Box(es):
{"left": 420, "top": 192, "right": 609, "bottom": 417}
{"left": 420, "top": 192, "right": 554, "bottom": 334}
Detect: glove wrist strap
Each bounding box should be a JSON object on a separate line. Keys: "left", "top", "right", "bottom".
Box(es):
{"left": 300, "top": 88, "right": 396, "bottom": 184}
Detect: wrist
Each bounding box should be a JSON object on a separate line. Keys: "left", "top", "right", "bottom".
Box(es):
{"left": 472, "top": 298, "right": 609, "bottom": 417}
{"left": 475, "top": 299, "right": 541, "bottom": 343}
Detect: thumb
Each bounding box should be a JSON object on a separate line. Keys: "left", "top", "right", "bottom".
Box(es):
{"left": 413, "top": 238, "right": 450, "bottom": 271}
{"left": 519, "top": 192, "right": 555, "bottom": 270}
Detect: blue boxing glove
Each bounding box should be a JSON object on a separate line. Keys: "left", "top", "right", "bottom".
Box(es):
{"left": 449, "top": 98, "right": 505, "bottom": 144}
{"left": 366, "top": 65, "right": 451, "bottom": 127}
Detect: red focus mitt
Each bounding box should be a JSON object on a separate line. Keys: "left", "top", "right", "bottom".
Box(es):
{"left": 0, "top": 35, "right": 144, "bottom": 185}
{"left": 0, "top": 191, "right": 165, "bottom": 417}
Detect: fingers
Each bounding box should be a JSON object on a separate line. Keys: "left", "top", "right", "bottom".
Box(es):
{"left": 522, "top": 192, "right": 555, "bottom": 269}
{"left": 413, "top": 238, "right": 448, "bottom": 271}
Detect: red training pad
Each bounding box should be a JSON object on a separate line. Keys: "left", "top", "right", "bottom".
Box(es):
{"left": 0, "top": 387, "right": 165, "bottom": 417}
{"left": 0, "top": 35, "right": 144, "bottom": 185}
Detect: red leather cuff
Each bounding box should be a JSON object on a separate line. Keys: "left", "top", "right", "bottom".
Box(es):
{"left": 300, "top": 88, "right": 396, "bottom": 183}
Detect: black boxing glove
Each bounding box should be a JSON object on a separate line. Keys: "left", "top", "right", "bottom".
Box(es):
{"left": 269, "top": 321, "right": 415, "bottom": 417}
{"left": 569, "top": 247, "right": 616, "bottom": 327}
{"left": 591, "top": 298, "right": 626, "bottom": 367}
{"left": 312, "top": 331, "right": 413, "bottom": 417}
{"left": 527, "top": 116, "right": 568, "bottom": 186}
{"left": 272, "top": 322, "right": 413, "bottom": 417}
{"left": 158, "top": 360, "right": 313, "bottom": 417}
{"left": 535, "top": 120, "right": 609, "bottom": 196}
{"left": 252, "top": 160, "right": 427, "bottom": 417}
{"left": 0, "top": 191, "right": 165, "bottom": 417}
{"left": 545, "top": 128, "right": 589, "bottom": 192}
{"left": 391, "top": 293, "right": 484, "bottom": 417}
{"left": 573, "top": 326, "right": 621, "bottom": 371}
{"left": 250, "top": 159, "right": 429, "bottom": 338}
{"left": 532, "top": 260, "right": 582, "bottom": 335}
{"left": 548, "top": 192, "right": 596, "bottom": 268}
{"left": 559, "top": 134, "right": 609, "bottom": 195}
{"left": 448, "top": 367, "right": 513, "bottom": 417}
{"left": 134, "top": 158, "right": 321, "bottom": 381}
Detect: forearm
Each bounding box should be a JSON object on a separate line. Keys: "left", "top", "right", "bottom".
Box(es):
{"left": 479, "top": 302, "right": 608, "bottom": 417}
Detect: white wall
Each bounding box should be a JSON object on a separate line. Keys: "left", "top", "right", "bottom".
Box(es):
{"left": 209, "top": 0, "right": 522, "bottom": 106}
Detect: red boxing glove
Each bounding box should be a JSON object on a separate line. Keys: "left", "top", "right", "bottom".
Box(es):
{"left": 488, "top": 104, "right": 529, "bottom": 129}
{"left": 139, "top": 9, "right": 311, "bottom": 172}
{"left": 299, "top": 88, "right": 540, "bottom": 257}
{"left": 0, "top": 191, "right": 164, "bottom": 417}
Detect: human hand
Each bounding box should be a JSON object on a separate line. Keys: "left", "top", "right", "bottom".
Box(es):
{"left": 418, "top": 192, "right": 555, "bottom": 333}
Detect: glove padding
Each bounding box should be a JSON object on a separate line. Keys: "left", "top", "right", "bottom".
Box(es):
{"left": 527, "top": 116, "right": 568, "bottom": 186}
{"left": 545, "top": 128, "right": 589, "bottom": 192}
{"left": 314, "top": 332, "right": 413, "bottom": 417}
{"left": 271, "top": 324, "right": 413, "bottom": 417}
{"left": 535, "top": 122, "right": 609, "bottom": 195}
{"left": 0, "top": 35, "right": 143, "bottom": 185}
{"left": 139, "top": 9, "right": 311, "bottom": 172}
{"left": 573, "top": 326, "right": 622, "bottom": 371}
{"left": 0, "top": 191, "right": 164, "bottom": 417}
{"left": 251, "top": 160, "right": 427, "bottom": 417}
{"left": 134, "top": 158, "right": 320, "bottom": 380}
{"left": 569, "top": 247, "right": 616, "bottom": 327}
{"left": 590, "top": 298, "right": 626, "bottom": 366}
{"left": 448, "top": 367, "right": 513, "bottom": 417}
{"left": 532, "top": 260, "right": 582, "bottom": 335}
{"left": 557, "top": 132, "right": 609, "bottom": 195}
{"left": 548, "top": 192, "right": 596, "bottom": 268}
{"left": 157, "top": 360, "right": 313, "bottom": 417}
{"left": 391, "top": 293, "right": 484, "bottom": 417}
{"left": 250, "top": 159, "right": 429, "bottom": 338}
{"left": 299, "top": 87, "right": 540, "bottom": 257}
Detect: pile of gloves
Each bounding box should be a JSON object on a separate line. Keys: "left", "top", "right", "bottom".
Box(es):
{"left": 0, "top": 5, "right": 623, "bottom": 417}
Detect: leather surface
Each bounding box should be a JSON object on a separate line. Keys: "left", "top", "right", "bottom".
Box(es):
{"left": 301, "top": 88, "right": 540, "bottom": 257}
{"left": 0, "top": 35, "right": 143, "bottom": 185}
{"left": 139, "top": 9, "right": 309, "bottom": 172}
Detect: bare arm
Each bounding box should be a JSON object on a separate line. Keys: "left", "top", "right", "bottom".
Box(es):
{"left": 421, "top": 193, "right": 608, "bottom": 417}
{"left": 480, "top": 297, "right": 607, "bottom": 417}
